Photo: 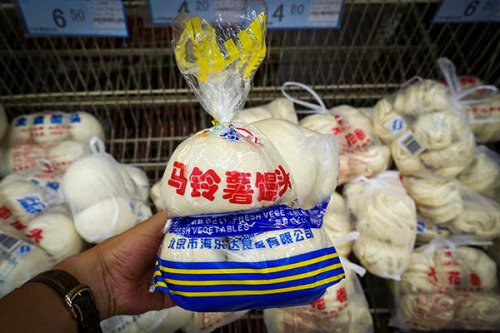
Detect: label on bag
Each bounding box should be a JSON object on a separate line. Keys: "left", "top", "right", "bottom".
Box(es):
{"left": 433, "top": 0, "right": 500, "bottom": 23}
{"left": 16, "top": 0, "right": 128, "bottom": 37}
{"left": 148, "top": 0, "right": 345, "bottom": 28}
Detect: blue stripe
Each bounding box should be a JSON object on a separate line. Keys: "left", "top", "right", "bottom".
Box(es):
{"left": 161, "top": 269, "right": 344, "bottom": 292}
{"left": 156, "top": 257, "right": 342, "bottom": 281}
{"left": 157, "top": 246, "right": 337, "bottom": 270}
{"left": 154, "top": 284, "right": 339, "bottom": 312}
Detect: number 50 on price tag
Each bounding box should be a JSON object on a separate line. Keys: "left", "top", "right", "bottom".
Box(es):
{"left": 434, "top": 0, "right": 500, "bottom": 23}
{"left": 15, "top": 0, "right": 128, "bottom": 37}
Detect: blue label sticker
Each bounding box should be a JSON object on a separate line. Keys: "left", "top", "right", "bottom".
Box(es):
{"left": 417, "top": 220, "right": 426, "bottom": 233}
{"left": 148, "top": 0, "right": 344, "bottom": 29}
{"left": 169, "top": 201, "right": 329, "bottom": 238}
{"left": 16, "top": 0, "right": 129, "bottom": 37}
{"left": 433, "top": 0, "right": 500, "bottom": 23}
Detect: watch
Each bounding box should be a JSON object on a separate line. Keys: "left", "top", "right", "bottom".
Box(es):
{"left": 27, "top": 270, "right": 102, "bottom": 333}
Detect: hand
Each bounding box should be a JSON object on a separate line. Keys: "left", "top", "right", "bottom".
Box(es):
{"left": 55, "top": 210, "right": 173, "bottom": 319}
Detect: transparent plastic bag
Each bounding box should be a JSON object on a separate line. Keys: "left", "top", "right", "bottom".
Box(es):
{"left": 1, "top": 111, "right": 103, "bottom": 175}
{"left": 0, "top": 224, "right": 55, "bottom": 297}
{"left": 232, "top": 98, "right": 298, "bottom": 124}
{"left": 101, "top": 306, "right": 193, "bottom": 333}
{"left": 344, "top": 171, "right": 417, "bottom": 280}
{"left": 263, "top": 258, "right": 373, "bottom": 333}
{"left": 23, "top": 204, "right": 83, "bottom": 262}
{"left": 458, "top": 145, "right": 500, "bottom": 202}
{"left": 391, "top": 237, "right": 500, "bottom": 331}
{"left": 62, "top": 137, "right": 152, "bottom": 243}
{"left": 286, "top": 82, "right": 391, "bottom": 185}
{"left": 448, "top": 185, "right": 500, "bottom": 241}
{"left": 374, "top": 58, "right": 497, "bottom": 179}
{"left": 153, "top": 202, "right": 345, "bottom": 312}
{"left": 322, "top": 192, "right": 354, "bottom": 257}
{"left": 154, "top": 4, "right": 342, "bottom": 312}
{"left": 416, "top": 217, "right": 451, "bottom": 244}
{"left": 184, "top": 310, "right": 248, "bottom": 333}
{"left": 402, "top": 175, "right": 463, "bottom": 224}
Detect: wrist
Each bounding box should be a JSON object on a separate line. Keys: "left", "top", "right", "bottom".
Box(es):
{"left": 54, "top": 250, "right": 112, "bottom": 319}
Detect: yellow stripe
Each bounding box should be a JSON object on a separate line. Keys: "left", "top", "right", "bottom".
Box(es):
{"left": 159, "top": 252, "right": 339, "bottom": 275}
{"left": 154, "top": 273, "right": 345, "bottom": 297}
{"left": 155, "top": 263, "right": 343, "bottom": 286}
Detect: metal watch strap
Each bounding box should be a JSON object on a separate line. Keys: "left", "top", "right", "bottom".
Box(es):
{"left": 28, "top": 270, "right": 102, "bottom": 333}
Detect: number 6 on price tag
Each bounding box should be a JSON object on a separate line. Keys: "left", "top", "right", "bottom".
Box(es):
{"left": 15, "top": 0, "right": 129, "bottom": 37}
{"left": 433, "top": 0, "right": 500, "bottom": 23}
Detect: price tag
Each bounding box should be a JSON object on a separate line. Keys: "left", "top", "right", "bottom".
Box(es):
{"left": 148, "top": 0, "right": 345, "bottom": 29}
{"left": 149, "top": 0, "right": 215, "bottom": 25}
{"left": 433, "top": 0, "right": 500, "bottom": 23}
{"left": 16, "top": 0, "right": 128, "bottom": 37}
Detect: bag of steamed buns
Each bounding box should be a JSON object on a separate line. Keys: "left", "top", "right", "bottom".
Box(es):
{"left": 344, "top": 171, "right": 417, "bottom": 280}
{"left": 264, "top": 258, "right": 373, "bottom": 333}
{"left": 391, "top": 237, "right": 500, "bottom": 331}
{"left": 151, "top": 3, "right": 344, "bottom": 312}
{"left": 0, "top": 111, "right": 104, "bottom": 176}
{"left": 62, "top": 137, "right": 152, "bottom": 243}
{"left": 373, "top": 58, "right": 497, "bottom": 179}
{"left": 285, "top": 82, "right": 391, "bottom": 185}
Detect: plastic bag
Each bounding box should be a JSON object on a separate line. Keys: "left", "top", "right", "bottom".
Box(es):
{"left": 416, "top": 218, "right": 450, "bottom": 244}
{"left": 232, "top": 98, "right": 298, "bottom": 124}
{"left": 402, "top": 176, "right": 463, "bottom": 224}
{"left": 62, "top": 137, "right": 152, "bottom": 243}
{"left": 448, "top": 185, "right": 500, "bottom": 241}
{"left": 458, "top": 145, "right": 500, "bottom": 202}
{"left": 23, "top": 205, "right": 83, "bottom": 261}
{"left": 184, "top": 311, "right": 248, "bottom": 333}
{"left": 322, "top": 192, "right": 354, "bottom": 257}
{"left": 374, "top": 58, "right": 497, "bottom": 179}
{"left": 101, "top": 306, "right": 193, "bottom": 333}
{"left": 391, "top": 237, "right": 500, "bottom": 331}
{"left": 153, "top": 202, "right": 345, "bottom": 312}
{"left": 344, "top": 171, "right": 417, "bottom": 280}
{"left": 287, "top": 82, "right": 391, "bottom": 185}
{"left": 153, "top": 5, "right": 342, "bottom": 312}
{"left": 1, "top": 111, "right": 104, "bottom": 175}
{"left": 0, "top": 224, "right": 55, "bottom": 297}
{"left": 263, "top": 258, "right": 373, "bottom": 333}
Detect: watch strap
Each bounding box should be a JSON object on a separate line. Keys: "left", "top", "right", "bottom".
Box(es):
{"left": 27, "top": 270, "right": 102, "bottom": 333}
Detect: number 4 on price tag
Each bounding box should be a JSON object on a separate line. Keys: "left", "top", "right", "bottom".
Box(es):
{"left": 434, "top": 0, "right": 500, "bottom": 23}
{"left": 15, "top": 0, "right": 128, "bottom": 37}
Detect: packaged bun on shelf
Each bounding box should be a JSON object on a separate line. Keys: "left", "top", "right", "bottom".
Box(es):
{"left": 1, "top": 111, "right": 104, "bottom": 175}
{"left": 391, "top": 237, "right": 500, "bottom": 331}
{"left": 402, "top": 176, "right": 463, "bottom": 224}
{"left": 344, "top": 171, "right": 417, "bottom": 280}
{"left": 290, "top": 83, "right": 390, "bottom": 185}
{"left": 458, "top": 145, "right": 500, "bottom": 202}
{"left": 232, "top": 98, "right": 298, "bottom": 124}
{"left": 0, "top": 224, "right": 55, "bottom": 297}
{"left": 184, "top": 311, "right": 248, "bottom": 333}
{"left": 101, "top": 306, "right": 193, "bottom": 333}
{"left": 151, "top": 4, "right": 344, "bottom": 312}
{"left": 263, "top": 258, "right": 373, "bottom": 333}
{"left": 23, "top": 205, "right": 83, "bottom": 261}
{"left": 373, "top": 58, "right": 497, "bottom": 179}
{"left": 447, "top": 185, "right": 500, "bottom": 241}
{"left": 322, "top": 192, "right": 354, "bottom": 257}
{"left": 455, "top": 76, "right": 500, "bottom": 143}
{"left": 62, "top": 137, "right": 152, "bottom": 243}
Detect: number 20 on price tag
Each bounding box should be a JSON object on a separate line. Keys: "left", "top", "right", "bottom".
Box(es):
{"left": 15, "top": 0, "right": 128, "bottom": 37}
{"left": 434, "top": 0, "right": 500, "bottom": 23}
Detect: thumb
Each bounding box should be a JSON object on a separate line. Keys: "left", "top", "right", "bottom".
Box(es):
{"left": 131, "top": 210, "right": 170, "bottom": 240}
